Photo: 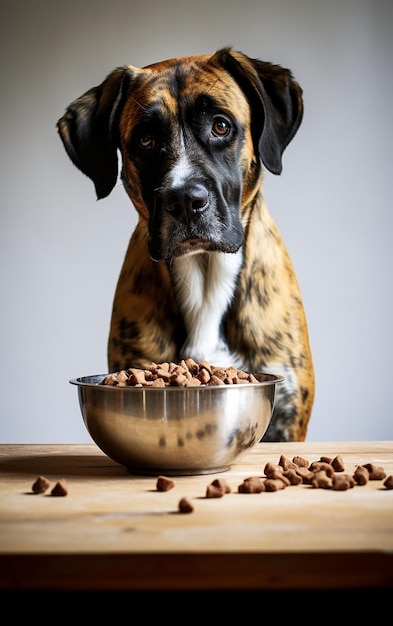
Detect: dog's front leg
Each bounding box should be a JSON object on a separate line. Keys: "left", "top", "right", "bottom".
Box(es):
{"left": 170, "top": 250, "right": 244, "bottom": 367}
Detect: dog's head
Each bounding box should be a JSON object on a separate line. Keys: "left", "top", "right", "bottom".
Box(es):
{"left": 57, "top": 48, "right": 303, "bottom": 262}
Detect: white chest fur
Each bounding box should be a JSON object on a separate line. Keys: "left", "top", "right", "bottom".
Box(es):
{"left": 170, "top": 250, "right": 244, "bottom": 367}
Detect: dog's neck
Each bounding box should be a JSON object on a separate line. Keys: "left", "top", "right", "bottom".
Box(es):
{"left": 170, "top": 250, "right": 244, "bottom": 367}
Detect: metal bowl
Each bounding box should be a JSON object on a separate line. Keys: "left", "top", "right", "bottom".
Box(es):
{"left": 70, "top": 372, "right": 284, "bottom": 475}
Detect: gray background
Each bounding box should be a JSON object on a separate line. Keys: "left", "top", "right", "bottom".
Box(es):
{"left": 1, "top": 0, "right": 392, "bottom": 443}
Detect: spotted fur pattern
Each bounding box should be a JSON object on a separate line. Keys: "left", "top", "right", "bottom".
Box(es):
{"left": 57, "top": 48, "right": 315, "bottom": 441}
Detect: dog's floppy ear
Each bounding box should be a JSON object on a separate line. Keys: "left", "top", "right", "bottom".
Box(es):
{"left": 213, "top": 48, "right": 303, "bottom": 175}
{"left": 57, "top": 67, "right": 133, "bottom": 199}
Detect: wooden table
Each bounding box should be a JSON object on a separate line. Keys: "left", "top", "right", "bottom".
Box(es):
{"left": 0, "top": 441, "right": 392, "bottom": 591}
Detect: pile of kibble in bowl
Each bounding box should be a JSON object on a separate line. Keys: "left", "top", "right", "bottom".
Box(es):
{"left": 100, "top": 359, "right": 260, "bottom": 388}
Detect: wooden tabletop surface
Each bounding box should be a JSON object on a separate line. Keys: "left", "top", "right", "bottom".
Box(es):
{"left": 0, "top": 441, "right": 392, "bottom": 590}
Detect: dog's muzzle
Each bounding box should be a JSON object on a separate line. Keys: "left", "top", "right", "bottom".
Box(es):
{"left": 147, "top": 181, "right": 244, "bottom": 262}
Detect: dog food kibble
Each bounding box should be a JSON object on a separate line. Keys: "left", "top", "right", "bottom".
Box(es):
{"left": 278, "top": 455, "right": 297, "bottom": 470}
{"left": 100, "top": 359, "right": 260, "bottom": 387}
{"left": 32, "top": 476, "right": 51, "bottom": 494}
{"left": 353, "top": 465, "right": 369, "bottom": 485}
{"left": 294, "top": 466, "right": 314, "bottom": 484}
{"left": 264, "top": 478, "right": 287, "bottom": 492}
{"left": 235, "top": 453, "right": 390, "bottom": 495}
{"left": 362, "top": 463, "right": 387, "bottom": 480}
{"left": 156, "top": 475, "right": 175, "bottom": 492}
{"left": 282, "top": 469, "right": 303, "bottom": 485}
{"left": 211, "top": 478, "right": 231, "bottom": 494}
{"left": 311, "top": 471, "right": 333, "bottom": 489}
{"left": 238, "top": 476, "right": 266, "bottom": 493}
{"left": 264, "top": 462, "right": 283, "bottom": 476}
{"left": 383, "top": 475, "right": 393, "bottom": 490}
{"left": 206, "top": 484, "right": 226, "bottom": 498}
{"left": 332, "top": 474, "right": 355, "bottom": 491}
{"left": 178, "top": 497, "right": 194, "bottom": 513}
{"left": 292, "top": 456, "right": 309, "bottom": 468}
{"left": 331, "top": 455, "right": 345, "bottom": 472}
{"left": 50, "top": 479, "right": 68, "bottom": 497}
{"left": 308, "top": 461, "right": 335, "bottom": 477}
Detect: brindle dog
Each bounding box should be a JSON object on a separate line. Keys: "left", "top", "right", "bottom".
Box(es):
{"left": 57, "top": 47, "right": 315, "bottom": 441}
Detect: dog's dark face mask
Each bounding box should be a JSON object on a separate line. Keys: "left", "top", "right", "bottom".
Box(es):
{"left": 57, "top": 48, "right": 303, "bottom": 262}
{"left": 120, "top": 78, "right": 249, "bottom": 261}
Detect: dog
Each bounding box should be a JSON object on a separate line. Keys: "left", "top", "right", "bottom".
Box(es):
{"left": 57, "top": 47, "right": 315, "bottom": 441}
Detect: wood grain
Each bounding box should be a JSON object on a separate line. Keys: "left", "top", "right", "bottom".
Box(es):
{"left": 0, "top": 441, "right": 392, "bottom": 590}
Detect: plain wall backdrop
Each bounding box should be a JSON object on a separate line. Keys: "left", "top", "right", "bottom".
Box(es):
{"left": 1, "top": 0, "right": 392, "bottom": 443}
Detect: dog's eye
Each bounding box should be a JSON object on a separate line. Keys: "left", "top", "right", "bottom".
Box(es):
{"left": 139, "top": 133, "right": 155, "bottom": 149}
{"left": 212, "top": 117, "right": 230, "bottom": 137}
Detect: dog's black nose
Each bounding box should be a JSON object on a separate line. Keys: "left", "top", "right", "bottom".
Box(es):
{"left": 165, "top": 184, "right": 209, "bottom": 221}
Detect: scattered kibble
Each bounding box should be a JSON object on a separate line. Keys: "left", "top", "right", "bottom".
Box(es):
{"left": 211, "top": 478, "right": 231, "bottom": 494}
{"left": 238, "top": 476, "right": 266, "bottom": 493}
{"left": 206, "top": 478, "right": 231, "bottom": 498}
{"left": 353, "top": 465, "right": 369, "bottom": 485}
{"left": 50, "top": 479, "right": 68, "bottom": 497}
{"left": 311, "top": 471, "right": 333, "bottom": 489}
{"left": 206, "top": 484, "right": 226, "bottom": 498}
{"left": 264, "top": 478, "right": 287, "bottom": 492}
{"left": 31, "top": 476, "right": 51, "bottom": 494}
{"left": 282, "top": 468, "right": 303, "bottom": 485}
{"left": 331, "top": 455, "right": 345, "bottom": 472}
{"left": 292, "top": 456, "right": 309, "bottom": 468}
{"left": 332, "top": 474, "right": 355, "bottom": 491}
{"left": 383, "top": 475, "right": 393, "bottom": 489}
{"left": 278, "top": 455, "right": 297, "bottom": 470}
{"left": 308, "top": 461, "right": 335, "bottom": 477}
{"left": 178, "top": 497, "right": 194, "bottom": 513}
{"left": 235, "top": 453, "right": 390, "bottom": 495}
{"left": 294, "top": 466, "right": 314, "bottom": 484}
{"left": 27, "top": 453, "right": 391, "bottom": 511}
{"left": 362, "top": 463, "right": 387, "bottom": 480}
{"left": 156, "top": 475, "right": 175, "bottom": 492}
{"left": 264, "top": 462, "right": 283, "bottom": 476}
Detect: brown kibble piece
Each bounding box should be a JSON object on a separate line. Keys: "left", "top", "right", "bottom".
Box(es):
{"left": 101, "top": 360, "right": 262, "bottom": 388}
{"left": 320, "top": 456, "right": 333, "bottom": 464}
{"left": 156, "top": 475, "right": 175, "bottom": 492}
{"left": 264, "top": 478, "right": 287, "bottom": 492}
{"left": 332, "top": 476, "right": 350, "bottom": 491}
{"left": 311, "top": 471, "right": 333, "bottom": 489}
{"left": 292, "top": 456, "right": 309, "bottom": 468}
{"left": 353, "top": 465, "right": 369, "bottom": 485}
{"left": 208, "top": 375, "right": 225, "bottom": 386}
{"left": 266, "top": 469, "right": 291, "bottom": 485}
{"left": 206, "top": 484, "right": 226, "bottom": 498}
{"left": 383, "top": 475, "right": 393, "bottom": 490}
{"left": 116, "top": 370, "right": 129, "bottom": 386}
{"left": 331, "top": 455, "right": 345, "bottom": 472}
{"left": 295, "top": 467, "right": 314, "bottom": 484}
{"left": 151, "top": 378, "right": 166, "bottom": 387}
{"left": 32, "top": 476, "right": 51, "bottom": 494}
{"left": 282, "top": 469, "right": 303, "bottom": 485}
{"left": 178, "top": 497, "right": 194, "bottom": 513}
{"left": 197, "top": 368, "right": 211, "bottom": 384}
{"left": 278, "top": 455, "right": 297, "bottom": 471}
{"left": 308, "top": 461, "right": 335, "bottom": 477}
{"left": 332, "top": 474, "right": 355, "bottom": 491}
{"left": 211, "top": 478, "right": 231, "bottom": 494}
{"left": 264, "top": 462, "right": 283, "bottom": 477}
{"left": 238, "top": 476, "right": 265, "bottom": 493}
{"left": 51, "top": 479, "right": 68, "bottom": 497}
{"left": 362, "top": 463, "right": 387, "bottom": 480}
